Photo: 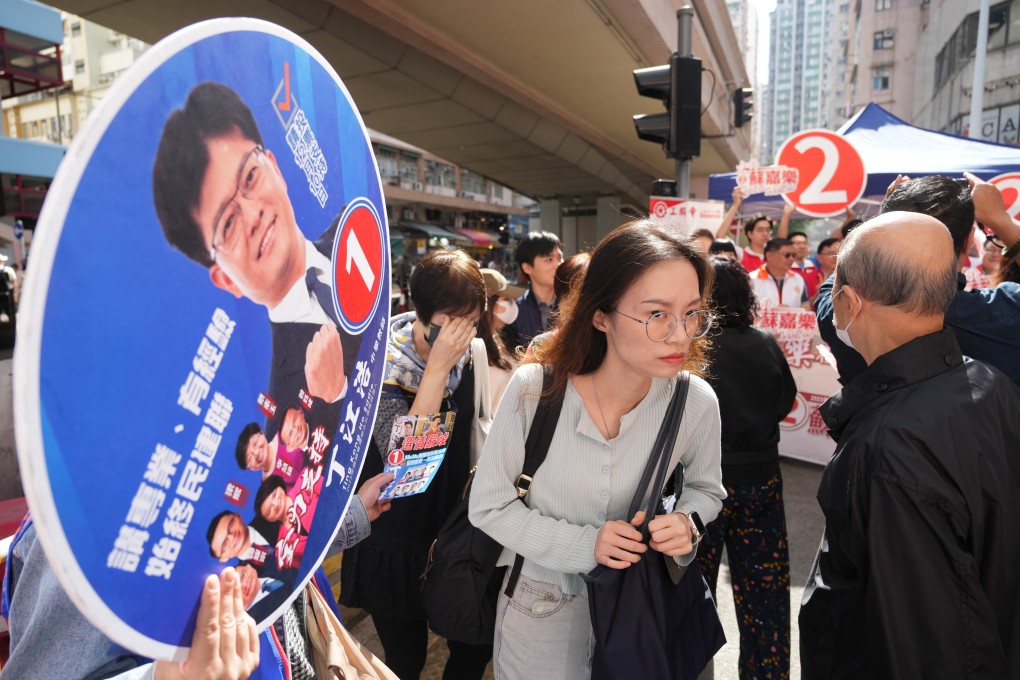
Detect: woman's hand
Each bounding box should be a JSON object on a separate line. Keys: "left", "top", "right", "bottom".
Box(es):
{"left": 426, "top": 316, "right": 476, "bottom": 374}
{"left": 594, "top": 511, "right": 648, "bottom": 569}
{"left": 357, "top": 473, "right": 395, "bottom": 521}
{"left": 647, "top": 512, "right": 695, "bottom": 557}
{"left": 153, "top": 568, "right": 260, "bottom": 680}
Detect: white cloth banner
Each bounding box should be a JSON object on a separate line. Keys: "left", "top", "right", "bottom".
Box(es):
{"left": 756, "top": 303, "right": 841, "bottom": 466}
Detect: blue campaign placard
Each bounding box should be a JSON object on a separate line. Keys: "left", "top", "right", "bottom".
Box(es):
{"left": 14, "top": 19, "right": 390, "bottom": 660}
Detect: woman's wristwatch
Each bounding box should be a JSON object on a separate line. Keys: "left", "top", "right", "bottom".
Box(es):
{"left": 684, "top": 511, "right": 705, "bottom": 546}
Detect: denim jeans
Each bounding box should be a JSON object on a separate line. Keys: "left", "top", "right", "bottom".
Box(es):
{"left": 493, "top": 574, "right": 594, "bottom": 680}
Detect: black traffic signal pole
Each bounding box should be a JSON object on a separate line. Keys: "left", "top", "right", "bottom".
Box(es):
{"left": 676, "top": 6, "right": 694, "bottom": 198}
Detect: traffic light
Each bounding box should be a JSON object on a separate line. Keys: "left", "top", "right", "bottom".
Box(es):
{"left": 733, "top": 87, "right": 753, "bottom": 129}
{"left": 632, "top": 55, "right": 702, "bottom": 159}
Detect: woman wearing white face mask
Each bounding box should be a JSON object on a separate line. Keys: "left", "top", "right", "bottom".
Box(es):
{"left": 481, "top": 268, "right": 526, "bottom": 413}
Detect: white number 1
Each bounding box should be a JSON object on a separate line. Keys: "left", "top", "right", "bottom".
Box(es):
{"left": 795, "top": 136, "right": 847, "bottom": 205}
{"left": 345, "top": 229, "right": 376, "bottom": 291}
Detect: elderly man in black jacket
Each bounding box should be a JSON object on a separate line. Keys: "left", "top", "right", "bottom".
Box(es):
{"left": 800, "top": 211, "right": 1020, "bottom": 679}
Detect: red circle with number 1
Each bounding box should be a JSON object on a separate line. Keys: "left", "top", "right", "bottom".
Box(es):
{"left": 332, "top": 197, "right": 386, "bottom": 335}
{"left": 776, "top": 129, "right": 867, "bottom": 218}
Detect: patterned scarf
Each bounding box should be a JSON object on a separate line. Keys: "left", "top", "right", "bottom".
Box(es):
{"left": 383, "top": 311, "right": 469, "bottom": 398}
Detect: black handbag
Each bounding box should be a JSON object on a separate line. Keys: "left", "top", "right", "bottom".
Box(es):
{"left": 582, "top": 373, "right": 725, "bottom": 679}
{"left": 422, "top": 368, "right": 564, "bottom": 644}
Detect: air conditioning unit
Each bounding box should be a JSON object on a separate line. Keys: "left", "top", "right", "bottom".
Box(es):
{"left": 411, "top": 182, "right": 424, "bottom": 191}
{"left": 458, "top": 191, "right": 470, "bottom": 199}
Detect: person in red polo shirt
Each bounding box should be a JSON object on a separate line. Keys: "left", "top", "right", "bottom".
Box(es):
{"left": 788, "top": 231, "right": 823, "bottom": 299}
{"left": 716, "top": 187, "right": 794, "bottom": 272}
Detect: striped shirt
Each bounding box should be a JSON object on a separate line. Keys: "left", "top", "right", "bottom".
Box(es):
{"left": 469, "top": 363, "right": 725, "bottom": 595}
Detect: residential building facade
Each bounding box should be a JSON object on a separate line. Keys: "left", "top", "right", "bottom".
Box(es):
{"left": 914, "top": 0, "right": 1020, "bottom": 144}
{"left": 762, "top": 0, "right": 836, "bottom": 161}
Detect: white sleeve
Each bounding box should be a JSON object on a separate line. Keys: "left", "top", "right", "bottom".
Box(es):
{"left": 468, "top": 365, "right": 600, "bottom": 575}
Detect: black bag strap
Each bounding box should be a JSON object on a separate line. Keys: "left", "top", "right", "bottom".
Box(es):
{"left": 630, "top": 373, "right": 690, "bottom": 542}
{"left": 505, "top": 366, "right": 565, "bottom": 597}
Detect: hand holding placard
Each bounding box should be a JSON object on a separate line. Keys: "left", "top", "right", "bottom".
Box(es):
{"left": 153, "top": 568, "right": 259, "bottom": 680}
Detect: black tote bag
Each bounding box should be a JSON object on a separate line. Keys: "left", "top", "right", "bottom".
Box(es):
{"left": 582, "top": 373, "right": 725, "bottom": 680}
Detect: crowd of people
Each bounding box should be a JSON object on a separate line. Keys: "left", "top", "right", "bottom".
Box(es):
{"left": 5, "top": 169, "right": 1020, "bottom": 680}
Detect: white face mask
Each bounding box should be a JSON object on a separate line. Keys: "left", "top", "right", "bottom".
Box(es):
{"left": 494, "top": 299, "right": 519, "bottom": 325}
{"left": 832, "top": 287, "right": 857, "bottom": 351}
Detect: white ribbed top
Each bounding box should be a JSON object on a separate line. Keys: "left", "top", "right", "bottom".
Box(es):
{"left": 468, "top": 363, "right": 725, "bottom": 595}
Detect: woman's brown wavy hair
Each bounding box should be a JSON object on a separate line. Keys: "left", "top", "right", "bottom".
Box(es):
{"left": 527, "top": 220, "right": 713, "bottom": 399}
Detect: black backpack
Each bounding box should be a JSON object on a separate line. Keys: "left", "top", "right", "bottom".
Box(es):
{"left": 422, "top": 369, "right": 564, "bottom": 645}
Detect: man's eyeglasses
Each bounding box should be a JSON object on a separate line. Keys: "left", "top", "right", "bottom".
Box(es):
{"left": 780, "top": 252, "right": 796, "bottom": 259}
{"left": 209, "top": 145, "right": 269, "bottom": 261}
{"left": 613, "top": 309, "right": 716, "bottom": 342}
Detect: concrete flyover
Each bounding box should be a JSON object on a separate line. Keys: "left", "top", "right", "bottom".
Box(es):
{"left": 51, "top": 0, "right": 752, "bottom": 236}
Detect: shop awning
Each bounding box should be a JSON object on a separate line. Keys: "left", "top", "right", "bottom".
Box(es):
{"left": 397, "top": 220, "right": 467, "bottom": 244}
{"left": 453, "top": 227, "right": 496, "bottom": 246}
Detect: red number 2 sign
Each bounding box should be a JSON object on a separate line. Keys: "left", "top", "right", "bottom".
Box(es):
{"left": 988, "top": 172, "right": 1020, "bottom": 221}
{"left": 776, "top": 129, "right": 867, "bottom": 218}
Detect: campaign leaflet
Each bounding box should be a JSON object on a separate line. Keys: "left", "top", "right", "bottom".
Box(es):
{"left": 379, "top": 413, "right": 456, "bottom": 500}
{"left": 13, "top": 19, "right": 389, "bottom": 660}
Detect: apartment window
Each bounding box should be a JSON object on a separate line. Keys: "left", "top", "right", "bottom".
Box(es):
{"left": 876, "top": 0, "right": 892, "bottom": 9}
{"left": 22, "top": 123, "right": 30, "bottom": 137}
{"left": 460, "top": 170, "right": 486, "bottom": 195}
{"left": 425, "top": 160, "right": 456, "bottom": 189}
{"left": 399, "top": 153, "right": 419, "bottom": 184}
{"left": 373, "top": 146, "right": 399, "bottom": 178}
{"left": 872, "top": 68, "right": 891, "bottom": 91}
{"left": 74, "top": 60, "right": 85, "bottom": 75}
{"left": 874, "top": 29, "right": 895, "bottom": 49}
{"left": 987, "top": 2, "right": 1010, "bottom": 49}
{"left": 1010, "top": 0, "right": 1020, "bottom": 45}
{"left": 934, "top": 2, "right": 1015, "bottom": 91}
{"left": 70, "top": 22, "right": 81, "bottom": 37}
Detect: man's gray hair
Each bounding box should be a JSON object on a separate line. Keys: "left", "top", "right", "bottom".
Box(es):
{"left": 835, "top": 231, "right": 957, "bottom": 316}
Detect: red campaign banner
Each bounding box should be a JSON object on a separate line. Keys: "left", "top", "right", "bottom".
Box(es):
{"left": 776, "top": 129, "right": 867, "bottom": 218}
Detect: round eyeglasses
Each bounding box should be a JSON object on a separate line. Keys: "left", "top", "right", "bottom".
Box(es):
{"left": 209, "top": 145, "right": 269, "bottom": 262}
{"left": 613, "top": 309, "right": 716, "bottom": 342}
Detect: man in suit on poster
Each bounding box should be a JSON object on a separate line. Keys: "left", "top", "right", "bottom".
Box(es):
{"left": 152, "top": 82, "right": 360, "bottom": 442}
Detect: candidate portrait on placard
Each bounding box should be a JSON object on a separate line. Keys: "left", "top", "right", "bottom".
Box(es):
{"left": 16, "top": 21, "right": 391, "bottom": 658}
{"left": 152, "top": 82, "right": 358, "bottom": 448}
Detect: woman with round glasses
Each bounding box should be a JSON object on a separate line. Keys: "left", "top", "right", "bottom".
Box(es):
{"left": 697, "top": 256, "right": 797, "bottom": 679}
{"left": 469, "top": 220, "right": 726, "bottom": 679}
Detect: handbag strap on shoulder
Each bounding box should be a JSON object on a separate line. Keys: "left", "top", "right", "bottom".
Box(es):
{"left": 514, "top": 366, "right": 565, "bottom": 499}
{"left": 627, "top": 373, "right": 691, "bottom": 539}
{"left": 506, "top": 365, "right": 565, "bottom": 596}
